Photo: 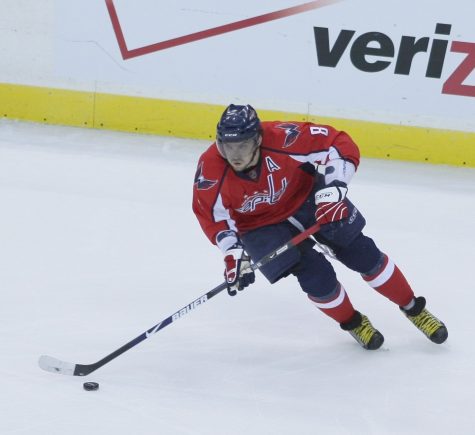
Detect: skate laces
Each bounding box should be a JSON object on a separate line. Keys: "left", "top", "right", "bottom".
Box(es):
{"left": 407, "top": 309, "right": 443, "bottom": 338}
{"left": 351, "top": 315, "right": 377, "bottom": 345}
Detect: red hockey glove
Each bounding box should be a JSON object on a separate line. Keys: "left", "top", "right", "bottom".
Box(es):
{"left": 224, "top": 243, "right": 255, "bottom": 296}
{"left": 315, "top": 181, "right": 349, "bottom": 225}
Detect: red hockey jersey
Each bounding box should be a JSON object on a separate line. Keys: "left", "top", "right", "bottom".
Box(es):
{"left": 192, "top": 121, "right": 360, "bottom": 246}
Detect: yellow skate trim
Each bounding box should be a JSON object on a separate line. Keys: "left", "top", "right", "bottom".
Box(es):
{"left": 350, "top": 316, "right": 377, "bottom": 346}
{"left": 408, "top": 309, "right": 443, "bottom": 338}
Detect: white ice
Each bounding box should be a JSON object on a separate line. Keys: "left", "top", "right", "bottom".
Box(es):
{"left": 0, "top": 120, "right": 474, "bottom": 435}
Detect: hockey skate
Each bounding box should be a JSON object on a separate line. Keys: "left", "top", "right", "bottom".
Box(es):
{"left": 340, "top": 311, "right": 384, "bottom": 350}
{"left": 400, "top": 296, "right": 448, "bottom": 344}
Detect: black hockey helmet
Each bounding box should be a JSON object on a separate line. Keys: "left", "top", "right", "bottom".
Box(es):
{"left": 216, "top": 104, "right": 262, "bottom": 168}
{"left": 216, "top": 104, "right": 261, "bottom": 143}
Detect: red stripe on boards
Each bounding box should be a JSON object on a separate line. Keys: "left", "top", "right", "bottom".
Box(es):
{"left": 105, "top": 0, "right": 341, "bottom": 59}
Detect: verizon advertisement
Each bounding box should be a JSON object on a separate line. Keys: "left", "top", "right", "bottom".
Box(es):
{"left": 314, "top": 23, "right": 475, "bottom": 98}
{"left": 2, "top": 0, "right": 475, "bottom": 131}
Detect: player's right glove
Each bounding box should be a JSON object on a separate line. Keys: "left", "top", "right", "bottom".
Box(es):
{"left": 315, "top": 180, "right": 349, "bottom": 226}
{"left": 223, "top": 242, "right": 255, "bottom": 296}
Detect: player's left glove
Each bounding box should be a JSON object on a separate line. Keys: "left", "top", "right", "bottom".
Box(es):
{"left": 315, "top": 180, "right": 349, "bottom": 225}
{"left": 223, "top": 242, "right": 255, "bottom": 296}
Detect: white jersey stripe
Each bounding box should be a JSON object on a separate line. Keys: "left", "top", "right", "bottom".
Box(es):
{"left": 213, "top": 193, "right": 237, "bottom": 232}
{"left": 288, "top": 151, "right": 328, "bottom": 165}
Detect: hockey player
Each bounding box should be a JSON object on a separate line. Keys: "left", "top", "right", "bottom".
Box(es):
{"left": 192, "top": 104, "right": 448, "bottom": 349}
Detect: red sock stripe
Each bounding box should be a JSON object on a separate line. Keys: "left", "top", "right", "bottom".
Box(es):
{"left": 308, "top": 285, "right": 355, "bottom": 324}
{"left": 363, "top": 256, "right": 415, "bottom": 306}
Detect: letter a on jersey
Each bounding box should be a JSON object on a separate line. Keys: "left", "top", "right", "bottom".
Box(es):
{"left": 265, "top": 156, "right": 281, "bottom": 172}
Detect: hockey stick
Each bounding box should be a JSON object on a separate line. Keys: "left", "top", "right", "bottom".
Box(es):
{"left": 38, "top": 222, "right": 320, "bottom": 376}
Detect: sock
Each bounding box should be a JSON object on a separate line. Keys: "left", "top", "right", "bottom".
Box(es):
{"left": 308, "top": 283, "right": 355, "bottom": 324}
{"left": 362, "top": 254, "right": 414, "bottom": 307}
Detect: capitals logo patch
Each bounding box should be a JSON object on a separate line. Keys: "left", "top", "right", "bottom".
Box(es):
{"left": 237, "top": 174, "right": 288, "bottom": 213}
{"left": 194, "top": 162, "right": 218, "bottom": 190}
{"left": 276, "top": 123, "right": 301, "bottom": 148}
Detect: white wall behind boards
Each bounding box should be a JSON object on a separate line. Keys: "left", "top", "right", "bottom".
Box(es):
{"left": 1, "top": 0, "right": 474, "bottom": 132}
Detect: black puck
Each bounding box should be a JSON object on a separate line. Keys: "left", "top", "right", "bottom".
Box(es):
{"left": 83, "top": 382, "right": 99, "bottom": 391}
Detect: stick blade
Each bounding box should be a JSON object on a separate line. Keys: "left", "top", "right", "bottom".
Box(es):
{"left": 38, "top": 355, "right": 76, "bottom": 376}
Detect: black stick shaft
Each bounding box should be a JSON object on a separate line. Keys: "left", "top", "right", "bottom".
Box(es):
{"left": 70, "top": 222, "right": 320, "bottom": 375}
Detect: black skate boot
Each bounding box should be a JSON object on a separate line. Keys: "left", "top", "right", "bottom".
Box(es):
{"left": 400, "top": 296, "right": 448, "bottom": 344}
{"left": 340, "top": 311, "right": 384, "bottom": 350}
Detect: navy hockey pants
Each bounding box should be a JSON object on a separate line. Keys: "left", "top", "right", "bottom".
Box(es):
{"left": 241, "top": 196, "right": 383, "bottom": 299}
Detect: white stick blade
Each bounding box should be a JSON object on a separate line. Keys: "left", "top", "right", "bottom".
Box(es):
{"left": 38, "top": 355, "right": 76, "bottom": 376}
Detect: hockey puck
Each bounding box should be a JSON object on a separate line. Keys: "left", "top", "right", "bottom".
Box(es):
{"left": 83, "top": 382, "right": 99, "bottom": 391}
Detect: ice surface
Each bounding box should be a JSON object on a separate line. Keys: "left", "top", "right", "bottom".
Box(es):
{"left": 0, "top": 119, "right": 474, "bottom": 435}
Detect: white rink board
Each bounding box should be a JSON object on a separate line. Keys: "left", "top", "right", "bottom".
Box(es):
{"left": 0, "top": 0, "right": 474, "bottom": 130}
